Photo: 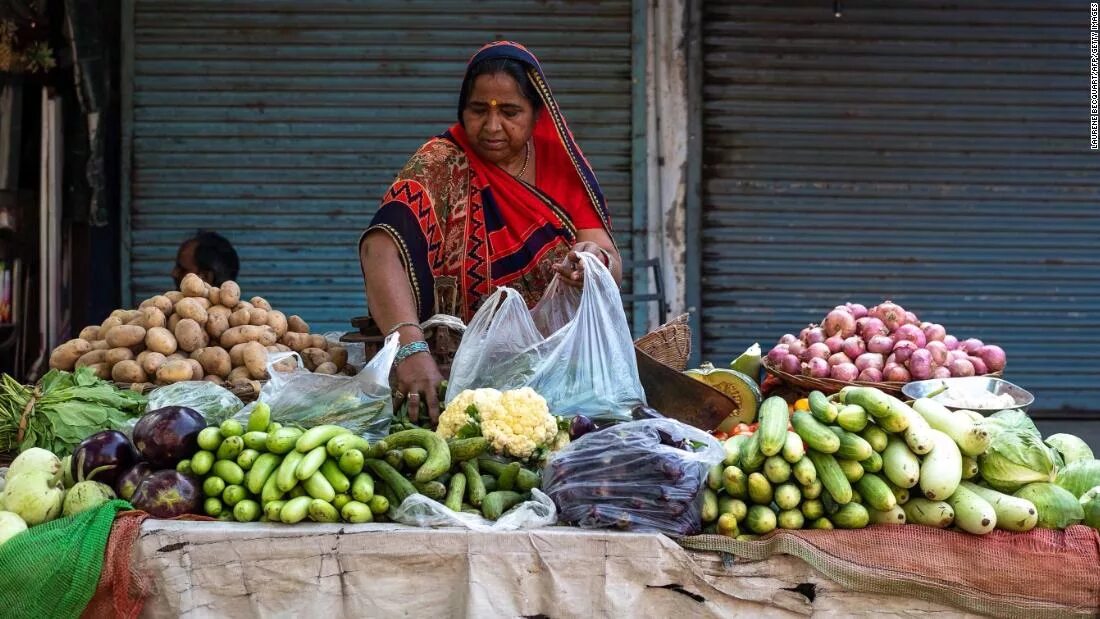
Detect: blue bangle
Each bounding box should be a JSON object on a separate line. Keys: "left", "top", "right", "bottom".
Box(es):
{"left": 395, "top": 340, "right": 430, "bottom": 365}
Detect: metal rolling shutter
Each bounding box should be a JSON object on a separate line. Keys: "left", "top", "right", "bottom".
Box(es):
{"left": 125, "top": 0, "right": 636, "bottom": 333}
{"left": 700, "top": 1, "right": 1100, "bottom": 411}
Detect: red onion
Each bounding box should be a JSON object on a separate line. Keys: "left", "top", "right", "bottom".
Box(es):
{"left": 788, "top": 340, "right": 806, "bottom": 358}
{"left": 767, "top": 345, "right": 789, "bottom": 366}
{"left": 907, "top": 349, "right": 934, "bottom": 380}
{"left": 858, "top": 317, "right": 888, "bottom": 339}
{"left": 884, "top": 365, "right": 911, "bottom": 382}
{"left": 825, "top": 335, "right": 846, "bottom": 354}
{"left": 781, "top": 353, "right": 802, "bottom": 375}
{"left": 830, "top": 362, "right": 859, "bottom": 382}
{"left": 932, "top": 366, "right": 952, "bottom": 379}
{"left": 779, "top": 333, "right": 797, "bottom": 346}
{"left": 805, "top": 357, "right": 830, "bottom": 378}
{"left": 870, "top": 300, "right": 907, "bottom": 332}
{"left": 947, "top": 349, "right": 969, "bottom": 364}
{"left": 867, "top": 335, "right": 894, "bottom": 354}
{"left": 804, "top": 326, "right": 826, "bottom": 345}
{"left": 925, "top": 340, "right": 948, "bottom": 366}
{"left": 893, "top": 323, "right": 927, "bottom": 348}
{"left": 922, "top": 322, "right": 946, "bottom": 342}
{"left": 857, "top": 367, "right": 883, "bottom": 382}
{"left": 804, "top": 342, "right": 831, "bottom": 361}
{"left": 892, "top": 340, "right": 918, "bottom": 364}
{"left": 943, "top": 334, "right": 959, "bottom": 350}
{"left": 800, "top": 325, "right": 812, "bottom": 341}
{"left": 977, "top": 344, "right": 1006, "bottom": 372}
{"left": 885, "top": 353, "right": 897, "bottom": 366}
{"left": 828, "top": 352, "right": 852, "bottom": 367}
{"left": 948, "top": 358, "right": 975, "bottom": 377}
{"left": 846, "top": 303, "right": 869, "bottom": 319}
{"left": 961, "top": 338, "right": 984, "bottom": 355}
{"left": 968, "top": 356, "right": 989, "bottom": 376}
{"left": 823, "top": 308, "right": 857, "bottom": 338}
{"left": 855, "top": 352, "right": 885, "bottom": 372}
{"left": 842, "top": 336, "right": 866, "bottom": 360}
{"left": 905, "top": 311, "right": 919, "bottom": 325}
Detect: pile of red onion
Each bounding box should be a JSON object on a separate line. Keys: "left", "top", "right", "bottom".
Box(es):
{"left": 766, "top": 301, "right": 1006, "bottom": 383}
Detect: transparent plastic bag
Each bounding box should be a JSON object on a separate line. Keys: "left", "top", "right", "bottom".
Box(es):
{"left": 324, "top": 331, "right": 366, "bottom": 368}
{"left": 145, "top": 381, "right": 245, "bottom": 424}
{"left": 232, "top": 334, "right": 400, "bottom": 441}
{"left": 541, "top": 418, "right": 724, "bottom": 536}
{"left": 388, "top": 488, "right": 557, "bottom": 532}
{"left": 446, "top": 252, "right": 645, "bottom": 423}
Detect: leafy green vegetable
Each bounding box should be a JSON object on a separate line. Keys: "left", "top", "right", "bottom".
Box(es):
{"left": 1013, "top": 482, "right": 1084, "bottom": 529}
{"left": 977, "top": 409, "right": 1058, "bottom": 493}
{"left": 0, "top": 368, "right": 146, "bottom": 456}
{"left": 1045, "top": 434, "right": 1095, "bottom": 467}
{"left": 1055, "top": 459, "right": 1100, "bottom": 498}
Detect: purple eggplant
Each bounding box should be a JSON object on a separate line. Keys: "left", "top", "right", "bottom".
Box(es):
{"left": 631, "top": 405, "right": 663, "bottom": 420}
{"left": 568, "top": 415, "right": 597, "bottom": 440}
{"left": 130, "top": 470, "right": 202, "bottom": 518}
{"left": 71, "top": 430, "right": 139, "bottom": 487}
{"left": 132, "top": 406, "right": 206, "bottom": 468}
{"left": 115, "top": 461, "right": 155, "bottom": 501}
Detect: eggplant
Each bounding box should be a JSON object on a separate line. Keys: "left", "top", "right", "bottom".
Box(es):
{"left": 130, "top": 470, "right": 202, "bottom": 518}
{"left": 568, "top": 415, "right": 597, "bottom": 440}
{"left": 631, "top": 405, "right": 664, "bottom": 420}
{"left": 71, "top": 430, "right": 139, "bottom": 487}
{"left": 115, "top": 461, "right": 155, "bottom": 501}
{"left": 132, "top": 406, "right": 206, "bottom": 468}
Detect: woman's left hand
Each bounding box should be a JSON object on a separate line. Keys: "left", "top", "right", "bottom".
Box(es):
{"left": 552, "top": 241, "right": 607, "bottom": 288}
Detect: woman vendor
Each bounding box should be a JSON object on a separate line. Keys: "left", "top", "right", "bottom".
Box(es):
{"left": 359, "top": 41, "right": 621, "bottom": 422}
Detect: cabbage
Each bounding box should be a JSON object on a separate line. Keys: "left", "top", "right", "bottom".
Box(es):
{"left": 1080, "top": 486, "right": 1100, "bottom": 529}
{"left": 1013, "top": 482, "right": 1084, "bottom": 529}
{"left": 977, "top": 410, "right": 1058, "bottom": 493}
{"left": 1055, "top": 459, "right": 1100, "bottom": 498}
{"left": 1045, "top": 434, "right": 1095, "bottom": 467}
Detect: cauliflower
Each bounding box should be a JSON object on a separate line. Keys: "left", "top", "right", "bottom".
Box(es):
{"left": 437, "top": 386, "right": 558, "bottom": 460}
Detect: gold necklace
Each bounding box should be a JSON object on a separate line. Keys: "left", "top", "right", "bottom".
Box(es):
{"left": 515, "top": 141, "right": 531, "bottom": 179}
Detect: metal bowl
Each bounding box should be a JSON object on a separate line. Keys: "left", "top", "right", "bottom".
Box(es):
{"left": 901, "top": 376, "right": 1034, "bottom": 413}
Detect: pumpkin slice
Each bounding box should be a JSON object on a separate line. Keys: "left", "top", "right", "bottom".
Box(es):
{"left": 684, "top": 362, "right": 762, "bottom": 431}
{"left": 729, "top": 343, "right": 762, "bottom": 382}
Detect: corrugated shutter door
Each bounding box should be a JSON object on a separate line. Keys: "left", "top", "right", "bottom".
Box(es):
{"left": 701, "top": 1, "right": 1100, "bottom": 410}
{"left": 128, "top": 0, "right": 634, "bottom": 333}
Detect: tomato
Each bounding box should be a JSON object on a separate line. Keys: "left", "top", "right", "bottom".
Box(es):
{"left": 712, "top": 431, "right": 729, "bottom": 441}
{"left": 794, "top": 398, "right": 811, "bottom": 412}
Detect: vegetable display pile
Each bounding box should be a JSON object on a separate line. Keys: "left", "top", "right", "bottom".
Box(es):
{"left": 47, "top": 273, "right": 352, "bottom": 388}
{"left": 766, "top": 300, "right": 1006, "bottom": 384}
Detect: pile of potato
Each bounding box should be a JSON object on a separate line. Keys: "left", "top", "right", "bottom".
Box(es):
{"left": 49, "top": 274, "right": 352, "bottom": 387}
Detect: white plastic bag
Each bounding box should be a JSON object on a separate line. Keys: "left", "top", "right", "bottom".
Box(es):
{"left": 232, "top": 333, "right": 400, "bottom": 441}
{"left": 389, "top": 488, "right": 557, "bottom": 532}
{"left": 146, "top": 381, "right": 245, "bottom": 424}
{"left": 446, "top": 252, "right": 645, "bottom": 422}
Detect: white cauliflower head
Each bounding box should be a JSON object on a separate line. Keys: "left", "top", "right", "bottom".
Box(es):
{"left": 436, "top": 388, "right": 505, "bottom": 440}
{"left": 481, "top": 387, "right": 558, "bottom": 460}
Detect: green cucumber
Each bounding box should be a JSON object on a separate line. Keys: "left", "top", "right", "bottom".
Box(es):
{"left": 296, "top": 424, "right": 352, "bottom": 453}
{"left": 900, "top": 404, "right": 935, "bottom": 455}
{"left": 308, "top": 499, "right": 340, "bottom": 523}
{"left": 723, "top": 435, "right": 747, "bottom": 467}
{"left": 777, "top": 509, "right": 804, "bottom": 530}
{"left": 763, "top": 456, "right": 791, "bottom": 484}
{"left": 304, "top": 471, "right": 336, "bottom": 502}
{"left": 497, "top": 462, "right": 521, "bottom": 492}
{"left": 708, "top": 462, "right": 725, "bottom": 491}
{"left": 745, "top": 505, "right": 777, "bottom": 534}
{"left": 216, "top": 436, "right": 244, "bottom": 461}
{"left": 902, "top": 498, "right": 954, "bottom": 528}
{"left": 326, "top": 434, "right": 372, "bottom": 459}
{"left": 944, "top": 483, "right": 996, "bottom": 534}
{"left": 859, "top": 425, "right": 889, "bottom": 453}
{"left": 918, "top": 429, "right": 962, "bottom": 501}
{"left": 702, "top": 489, "right": 719, "bottom": 522}
{"left": 756, "top": 396, "right": 790, "bottom": 457}
{"left": 739, "top": 432, "right": 766, "bottom": 472}
{"left": 233, "top": 499, "right": 260, "bottom": 522}
{"left": 860, "top": 451, "right": 883, "bottom": 474}
{"left": 447, "top": 437, "right": 490, "bottom": 461}
{"left": 339, "top": 449, "right": 365, "bottom": 476}
{"left": 295, "top": 446, "right": 328, "bottom": 481}
{"left": 809, "top": 517, "right": 833, "bottom": 530}
{"left": 792, "top": 457, "right": 817, "bottom": 486}
{"left": 191, "top": 450, "right": 215, "bottom": 477}
{"left": 213, "top": 460, "right": 245, "bottom": 486}
{"left": 882, "top": 436, "right": 920, "bottom": 489}
{"left": 800, "top": 499, "right": 825, "bottom": 521}
{"left": 414, "top": 480, "right": 447, "bottom": 500}
{"left": 719, "top": 497, "right": 748, "bottom": 522}
{"left": 869, "top": 505, "right": 907, "bottom": 525}
{"left": 806, "top": 451, "right": 851, "bottom": 504}
{"left": 246, "top": 452, "right": 281, "bottom": 495}
{"left": 445, "top": 473, "right": 467, "bottom": 511}
{"left": 801, "top": 478, "right": 823, "bottom": 500}
{"left": 747, "top": 472, "right": 773, "bottom": 505}
{"left": 351, "top": 472, "right": 375, "bottom": 503}
{"left": 403, "top": 447, "right": 429, "bottom": 469}
{"left": 808, "top": 391, "right": 838, "bottom": 423}
{"left": 781, "top": 432, "right": 805, "bottom": 464}
{"left": 276, "top": 450, "right": 306, "bottom": 492}
{"left": 476, "top": 456, "right": 539, "bottom": 491}
{"left": 385, "top": 429, "right": 452, "bottom": 483}
{"left": 855, "top": 474, "right": 896, "bottom": 511}
{"left": 266, "top": 427, "right": 304, "bottom": 455}
{"left": 461, "top": 460, "right": 485, "bottom": 506}
{"left": 960, "top": 481, "right": 1037, "bottom": 532}
{"left": 791, "top": 412, "right": 840, "bottom": 454}
{"left": 197, "top": 427, "right": 223, "bottom": 452}
{"left": 828, "top": 426, "right": 873, "bottom": 461}
{"left": 246, "top": 402, "right": 271, "bottom": 433}
{"left": 838, "top": 387, "right": 909, "bottom": 433}
{"left": 774, "top": 483, "right": 801, "bottom": 510}
{"left": 961, "top": 456, "right": 979, "bottom": 480}
{"left": 364, "top": 458, "right": 418, "bottom": 503}
{"left": 911, "top": 398, "right": 992, "bottom": 457}
{"left": 341, "top": 500, "right": 374, "bottom": 523}
{"left": 242, "top": 431, "right": 268, "bottom": 451}
{"left": 836, "top": 404, "right": 868, "bottom": 432}
{"left": 261, "top": 467, "right": 284, "bottom": 504}
{"left": 220, "top": 419, "right": 244, "bottom": 438}
{"left": 831, "top": 502, "right": 869, "bottom": 529}
{"left": 722, "top": 466, "right": 747, "bottom": 499}
{"left": 482, "top": 491, "right": 524, "bottom": 520}
{"left": 236, "top": 448, "right": 260, "bottom": 471}
{"left": 837, "top": 459, "right": 864, "bottom": 483}
{"left": 320, "top": 459, "right": 351, "bottom": 494}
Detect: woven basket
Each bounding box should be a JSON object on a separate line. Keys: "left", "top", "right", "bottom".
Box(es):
{"left": 763, "top": 359, "right": 1003, "bottom": 397}
{"left": 634, "top": 313, "right": 692, "bottom": 372}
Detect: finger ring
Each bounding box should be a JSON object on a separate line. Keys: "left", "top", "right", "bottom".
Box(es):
{"left": 394, "top": 392, "right": 405, "bottom": 400}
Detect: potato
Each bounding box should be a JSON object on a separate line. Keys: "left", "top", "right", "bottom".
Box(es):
{"left": 106, "top": 347, "right": 136, "bottom": 366}
{"left": 272, "top": 355, "right": 298, "bottom": 374}
{"left": 208, "top": 286, "right": 222, "bottom": 306}
{"left": 287, "top": 315, "right": 310, "bottom": 334}
{"left": 137, "top": 307, "right": 167, "bottom": 330}
{"left": 110, "top": 309, "right": 127, "bottom": 320}
{"left": 166, "top": 352, "right": 187, "bottom": 362}
{"left": 174, "top": 297, "right": 209, "bottom": 324}
{"left": 174, "top": 318, "right": 208, "bottom": 353}
{"left": 140, "top": 352, "right": 167, "bottom": 376}
{"left": 275, "top": 344, "right": 292, "bottom": 353}
{"left": 241, "top": 341, "right": 269, "bottom": 380}
{"left": 192, "top": 347, "right": 231, "bottom": 378}
{"left": 193, "top": 297, "right": 212, "bottom": 310}
{"left": 265, "top": 310, "right": 288, "bottom": 338}
{"left": 180, "top": 273, "right": 209, "bottom": 298}
{"left": 87, "top": 362, "right": 112, "bottom": 381}
{"left": 165, "top": 290, "right": 184, "bottom": 304}
{"left": 220, "top": 325, "right": 276, "bottom": 348}
{"left": 234, "top": 301, "right": 254, "bottom": 313}
{"left": 106, "top": 325, "right": 146, "bottom": 349}
{"left": 228, "top": 343, "right": 248, "bottom": 368}
{"left": 79, "top": 325, "right": 101, "bottom": 341}
{"left": 309, "top": 335, "right": 328, "bottom": 351}
{"left": 314, "top": 362, "right": 338, "bottom": 375}
{"left": 91, "top": 340, "right": 110, "bottom": 351}
{"left": 75, "top": 349, "right": 109, "bottom": 368}
{"left": 112, "top": 360, "right": 147, "bottom": 384}
{"left": 301, "top": 348, "right": 329, "bottom": 371}
{"left": 209, "top": 304, "right": 232, "bottom": 319}
{"left": 329, "top": 346, "right": 349, "bottom": 368}
{"left": 229, "top": 308, "right": 251, "bottom": 327}
{"left": 186, "top": 359, "right": 204, "bottom": 381}
{"left": 205, "top": 312, "right": 230, "bottom": 339}
{"left": 219, "top": 281, "right": 241, "bottom": 307}
{"left": 121, "top": 309, "right": 143, "bottom": 324}
{"left": 100, "top": 315, "right": 123, "bottom": 338}
{"left": 145, "top": 327, "right": 178, "bottom": 356}
{"left": 204, "top": 375, "right": 225, "bottom": 386}
{"left": 250, "top": 296, "right": 272, "bottom": 311}
{"left": 167, "top": 313, "right": 182, "bottom": 332}
{"left": 156, "top": 359, "right": 194, "bottom": 384}
{"left": 140, "top": 294, "right": 174, "bottom": 315}
{"left": 248, "top": 308, "right": 269, "bottom": 326}
{"left": 281, "top": 331, "right": 310, "bottom": 352}
{"left": 227, "top": 366, "right": 251, "bottom": 384}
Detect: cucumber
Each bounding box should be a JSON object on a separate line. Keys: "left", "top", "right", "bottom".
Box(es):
{"left": 482, "top": 491, "right": 524, "bottom": 520}
{"left": 702, "top": 488, "right": 719, "bottom": 522}
{"left": 777, "top": 509, "right": 804, "bottom": 530}
{"left": 808, "top": 391, "right": 838, "bottom": 423}
{"left": 447, "top": 437, "right": 489, "bottom": 462}
{"left": 902, "top": 498, "right": 955, "bottom": 528}
{"left": 364, "top": 458, "right": 418, "bottom": 503}
{"left": 203, "top": 476, "right": 226, "bottom": 497}
{"left": 246, "top": 453, "right": 282, "bottom": 494}
{"left": 747, "top": 472, "right": 773, "bottom": 505}
{"left": 885, "top": 479, "right": 909, "bottom": 506}
{"left": 461, "top": 460, "right": 485, "bottom": 506}
{"left": 960, "top": 409, "right": 985, "bottom": 424}
{"left": 860, "top": 451, "right": 883, "bottom": 474}
{"left": 859, "top": 425, "right": 889, "bottom": 453}
{"left": 326, "top": 434, "right": 372, "bottom": 459}
{"left": 849, "top": 488, "right": 863, "bottom": 505}
{"left": 445, "top": 473, "right": 467, "bottom": 511}
{"left": 333, "top": 493, "right": 351, "bottom": 511}
{"left": 242, "top": 431, "right": 268, "bottom": 451}
{"left": 919, "top": 429, "right": 962, "bottom": 501}
{"left": 203, "top": 497, "right": 223, "bottom": 517}
{"left": 781, "top": 432, "right": 805, "bottom": 464}
{"left": 800, "top": 499, "right": 824, "bottom": 520}
{"left": 308, "top": 499, "right": 340, "bottom": 523}
{"left": 351, "top": 472, "right": 375, "bottom": 503}
{"left": 304, "top": 471, "right": 337, "bottom": 502}
{"left": 809, "top": 517, "right": 834, "bottom": 530}
{"left": 481, "top": 475, "right": 498, "bottom": 493}
{"left": 403, "top": 447, "right": 429, "bottom": 469}
{"left": 828, "top": 427, "right": 873, "bottom": 461}
{"left": 806, "top": 451, "right": 852, "bottom": 504}
{"left": 296, "top": 425, "right": 352, "bottom": 453}
{"left": 246, "top": 401, "right": 271, "bottom": 433}
{"left": 707, "top": 462, "right": 725, "bottom": 491}
{"left": 791, "top": 412, "right": 840, "bottom": 454}
{"left": 900, "top": 405, "right": 935, "bottom": 455}
{"left": 266, "top": 427, "right": 304, "bottom": 455}
{"left": 960, "top": 481, "right": 1037, "bottom": 532}
{"left": 831, "top": 502, "right": 870, "bottom": 529}
{"left": 723, "top": 435, "right": 747, "bottom": 467}
{"left": 276, "top": 450, "right": 305, "bottom": 492}
{"left": 869, "top": 505, "right": 907, "bottom": 525}
{"left": 216, "top": 436, "right": 244, "bottom": 461}
{"left": 836, "top": 404, "right": 868, "bottom": 432}
{"left": 197, "top": 427, "right": 223, "bottom": 452}
{"left": 384, "top": 429, "right": 452, "bottom": 483}
{"left": 236, "top": 448, "right": 260, "bottom": 471}
{"left": 763, "top": 456, "right": 792, "bottom": 484}
{"left": 261, "top": 467, "right": 284, "bottom": 504}
{"left": 911, "top": 398, "right": 992, "bottom": 457}
{"left": 723, "top": 466, "right": 748, "bottom": 499}
{"left": 718, "top": 497, "right": 748, "bottom": 522}
{"left": 756, "top": 396, "right": 790, "bottom": 457}
{"left": 339, "top": 449, "right": 365, "bottom": 476}
{"left": 944, "top": 482, "right": 996, "bottom": 534}
{"left": 882, "top": 436, "right": 920, "bottom": 489}
{"left": 191, "top": 450, "right": 215, "bottom": 476}
{"left": 213, "top": 460, "right": 245, "bottom": 486}
{"left": 497, "top": 462, "right": 521, "bottom": 492}
{"left": 739, "top": 432, "right": 766, "bottom": 472}
{"left": 176, "top": 459, "right": 193, "bottom": 475}
{"left": 341, "top": 500, "right": 374, "bottom": 523}
{"left": 476, "top": 457, "right": 539, "bottom": 491}
{"left": 369, "top": 494, "right": 390, "bottom": 516}
{"left": 838, "top": 387, "right": 909, "bottom": 433}
{"left": 385, "top": 450, "right": 404, "bottom": 470}
{"left": 855, "top": 474, "right": 896, "bottom": 511}
{"left": 220, "top": 419, "right": 244, "bottom": 438}
{"left": 792, "top": 457, "right": 816, "bottom": 486}
{"left": 717, "top": 513, "right": 739, "bottom": 537}
{"left": 837, "top": 459, "right": 864, "bottom": 483}
{"left": 263, "top": 500, "right": 285, "bottom": 522}
{"left": 295, "top": 446, "right": 328, "bottom": 481}
{"left": 745, "top": 505, "right": 777, "bottom": 534}
{"left": 801, "top": 479, "right": 823, "bottom": 500}
{"left": 516, "top": 467, "right": 540, "bottom": 492}
{"left": 320, "top": 459, "right": 351, "bottom": 494}
{"left": 233, "top": 499, "right": 260, "bottom": 522}
{"left": 961, "top": 456, "right": 979, "bottom": 480}
{"left": 222, "top": 484, "right": 247, "bottom": 507}
{"left": 774, "top": 483, "right": 801, "bottom": 510}
{"left": 413, "top": 480, "right": 447, "bottom": 501}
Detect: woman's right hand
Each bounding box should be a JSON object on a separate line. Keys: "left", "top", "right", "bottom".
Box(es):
{"left": 394, "top": 351, "right": 444, "bottom": 425}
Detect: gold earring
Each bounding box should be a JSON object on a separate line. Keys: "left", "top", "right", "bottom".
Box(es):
{"left": 490, "top": 99, "right": 498, "bottom": 108}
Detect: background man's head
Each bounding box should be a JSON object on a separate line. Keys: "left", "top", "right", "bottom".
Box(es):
{"left": 173, "top": 231, "right": 240, "bottom": 289}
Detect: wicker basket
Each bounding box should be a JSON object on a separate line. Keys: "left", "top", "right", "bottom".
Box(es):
{"left": 763, "top": 359, "right": 1003, "bottom": 397}
{"left": 634, "top": 314, "right": 692, "bottom": 372}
